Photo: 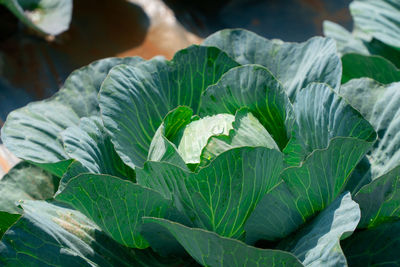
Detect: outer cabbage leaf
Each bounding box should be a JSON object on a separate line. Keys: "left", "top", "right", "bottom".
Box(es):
{"left": 283, "top": 82, "right": 375, "bottom": 166}
{"left": 57, "top": 161, "right": 88, "bottom": 193}
{"left": 277, "top": 192, "right": 360, "bottom": 267}
{"left": 61, "top": 116, "right": 135, "bottom": 180}
{"left": 203, "top": 29, "right": 341, "bottom": 100}
{"left": 99, "top": 46, "right": 239, "bottom": 169}
{"left": 292, "top": 82, "right": 376, "bottom": 156}
{"left": 142, "top": 217, "right": 304, "bottom": 267}
{"left": 0, "top": 161, "right": 58, "bottom": 215}
{"left": 341, "top": 54, "right": 400, "bottom": 84}
{"left": 137, "top": 147, "right": 283, "bottom": 240}
{"left": 1, "top": 101, "right": 77, "bottom": 177}
{"left": 0, "top": 212, "right": 20, "bottom": 239}
{"left": 1, "top": 57, "right": 143, "bottom": 176}
{"left": 244, "top": 182, "right": 303, "bottom": 243}
{"left": 55, "top": 174, "right": 173, "bottom": 249}
{"left": 350, "top": 0, "right": 400, "bottom": 49}
{"left": 281, "top": 138, "right": 370, "bottom": 221}
{"left": 353, "top": 165, "right": 400, "bottom": 228}
{"left": 0, "top": 200, "right": 194, "bottom": 266}
{"left": 55, "top": 57, "right": 143, "bottom": 118}
{"left": 1, "top": 0, "right": 72, "bottom": 36}
{"left": 200, "top": 64, "right": 294, "bottom": 150}
{"left": 340, "top": 79, "right": 400, "bottom": 179}
{"left": 245, "top": 137, "right": 372, "bottom": 243}
{"left": 342, "top": 220, "right": 400, "bottom": 267}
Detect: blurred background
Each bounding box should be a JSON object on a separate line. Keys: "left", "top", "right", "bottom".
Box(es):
{"left": 0, "top": 0, "right": 352, "bottom": 175}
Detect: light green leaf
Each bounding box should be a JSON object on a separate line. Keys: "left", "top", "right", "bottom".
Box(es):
{"left": 99, "top": 46, "right": 239, "bottom": 169}
{"left": 246, "top": 137, "right": 373, "bottom": 242}
{"left": 137, "top": 147, "right": 283, "bottom": 240}
{"left": 278, "top": 192, "right": 360, "bottom": 267}
{"left": 354, "top": 165, "right": 400, "bottom": 228}
{"left": 340, "top": 79, "right": 400, "bottom": 178}
{"left": 55, "top": 174, "right": 173, "bottom": 249}
{"left": 203, "top": 29, "right": 342, "bottom": 100}
{"left": 142, "top": 217, "right": 304, "bottom": 267}
{"left": 350, "top": 0, "right": 400, "bottom": 49}
{"left": 200, "top": 64, "right": 294, "bottom": 150}
{"left": 0, "top": 161, "right": 58, "bottom": 214}
{"left": 1, "top": 57, "right": 143, "bottom": 176}
{"left": 1, "top": 0, "right": 72, "bottom": 36}
{"left": 342, "top": 220, "right": 400, "bottom": 267}
{"left": 0, "top": 200, "right": 193, "bottom": 266}
{"left": 177, "top": 113, "right": 234, "bottom": 164}
{"left": 341, "top": 54, "right": 400, "bottom": 84}
{"left": 339, "top": 79, "right": 387, "bottom": 121}
{"left": 200, "top": 108, "right": 279, "bottom": 167}
{"left": 61, "top": 116, "right": 135, "bottom": 180}
{"left": 322, "top": 20, "right": 369, "bottom": 56}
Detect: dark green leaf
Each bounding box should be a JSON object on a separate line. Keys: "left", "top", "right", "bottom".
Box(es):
{"left": 143, "top": 217, "right": 304, "bottom": 267}
{"left": 246, "top": 137, "right": 372, "bottom": 242}
{"left": 0, "top": 211, "right": 20, "bottom": 239}
{"left": 281, "top": 138, "right": 371, "bottom": 218}
{"left": 55, "top": 174, "right": 172, "bottom": 249}
{"left": 341, "top": 54, "right": 400, "bottom": 84}
{"left": 57, "top": 161, "right": 89, "bottom": 193}
{"left": 0, "top": 200, "right": 192, "bottom": 266}
{"left": 342, "top": 220, "right": 400, "bottom": 267}
{"left": 245, "top": 182, "right": 304, "bottom": 244}
{"left": 200, "top": 64, "right": 294, "bottom": 150}
{"left": 278, "top": 192, "right": 360, "bottom": 267}
{"left": 137, "top": 147, "right": 283, "bottom": 240}
{"left": 354, "top": 165, "right": 400, "bottom": 228}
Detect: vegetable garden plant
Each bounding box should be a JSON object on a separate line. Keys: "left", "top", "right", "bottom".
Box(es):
{"left": 1, "top": 1, "right": 400, "bottom": 266}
